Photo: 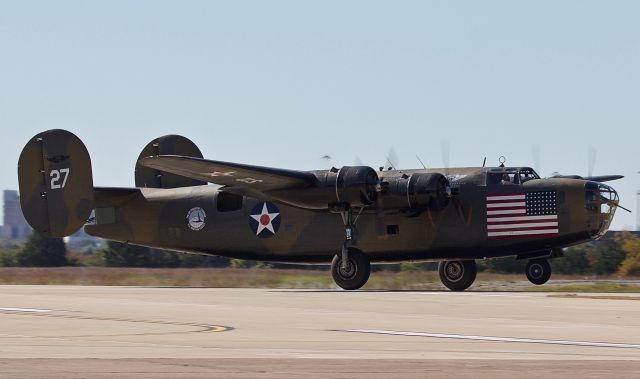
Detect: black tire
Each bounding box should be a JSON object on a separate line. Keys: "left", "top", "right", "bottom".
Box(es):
{"left": 526, "top": 258, "right": 551, "bottom": 285}
{"left": 438, "top": 260, "right": 477, "bottom": 291}
{"left": 331, "top": 249, "right": 371, "bottom": 290}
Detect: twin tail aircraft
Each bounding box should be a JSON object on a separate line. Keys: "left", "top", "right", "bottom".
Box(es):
{"left": 17, "top": 130, "right": 624, "bottom": 290}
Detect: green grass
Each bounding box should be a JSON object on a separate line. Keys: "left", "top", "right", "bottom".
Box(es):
{"left": 529, "top": 282, "right": 640, "bottom": 293}
{"left": 0, "top": 267, "right": 337, "bottom": 288}
{"left": 548, "top": 294, "right": 640, "bottom": 300}
{"left": 0, "top": 267, "right": 638, "bottom": 292}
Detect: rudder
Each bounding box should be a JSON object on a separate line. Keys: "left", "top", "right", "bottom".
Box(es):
{"left": 18, "top": 129, "right": 94, "bottom": 237}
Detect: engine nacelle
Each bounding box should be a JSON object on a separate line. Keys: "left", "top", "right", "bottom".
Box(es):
{"left": 268, "top": 166, "right": 379, "bottom": 210}
{"left": 323, "top": 166, "right": 379, "bottom": 207}
{"left": 386, "top": 173, "right": 450, "bottom": 211}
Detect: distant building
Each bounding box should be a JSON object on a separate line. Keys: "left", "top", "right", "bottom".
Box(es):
{"left": 1, "top": 190, "right": 31, "bottom": 241}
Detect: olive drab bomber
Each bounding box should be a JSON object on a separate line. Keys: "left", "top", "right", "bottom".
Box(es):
{"left": 17, "top": 129, "right": 626, "bottom": 290}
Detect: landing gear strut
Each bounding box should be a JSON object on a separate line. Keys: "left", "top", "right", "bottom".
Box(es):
{"left": 338, "top": 207, "right": 356, "bottom": 270}
{"left": 525, "top": 258, "right": 551, "bottom": 285}
{"left": 331, "top": 249, "right": 371, "bottom": 290}
{"left": 330, "top": 204, "right": 371, "bottom": 290}
{"left": 439, "top": 259, "right": 477, "bottom": 291}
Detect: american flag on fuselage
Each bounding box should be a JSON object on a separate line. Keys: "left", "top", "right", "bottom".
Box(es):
{"left": 486, "top": 191, "right": 559, "bottom": 239}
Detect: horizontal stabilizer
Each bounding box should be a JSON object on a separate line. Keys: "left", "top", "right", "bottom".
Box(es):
{"left": 552, "top": 174, "right": 624, "bottom": 183}
{"left": 583, "top": 175, "right": 624, "bottom": 183}
{"left": 138, "top": 155, "right": 317, "bottom": 191}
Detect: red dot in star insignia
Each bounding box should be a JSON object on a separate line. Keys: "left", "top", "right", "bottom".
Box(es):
{"left": 260, "top": 214, "right": 270, "bottom": 226}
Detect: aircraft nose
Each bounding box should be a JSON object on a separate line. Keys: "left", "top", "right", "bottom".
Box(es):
{"left": 584, "top": 181, "right": 619, "bottom": 238}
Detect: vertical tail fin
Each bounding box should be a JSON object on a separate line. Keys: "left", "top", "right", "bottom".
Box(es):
{"left": 18, "top": 129, "right": 94, "bottom": 237}
{"left": 134, "top": 134, "right": 206, "bottom": 188}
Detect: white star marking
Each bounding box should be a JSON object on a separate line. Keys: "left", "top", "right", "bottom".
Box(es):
{"left": 250, "top": 203, "right": 280, "bottom": 235}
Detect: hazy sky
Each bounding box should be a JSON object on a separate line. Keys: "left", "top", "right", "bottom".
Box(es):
{"left": 1, "top": 1, "right": 638, "bottom": 230}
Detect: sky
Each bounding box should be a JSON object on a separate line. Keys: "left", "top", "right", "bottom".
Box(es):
{"left": 0, "top": 0, "right": 638, "bottom": 230}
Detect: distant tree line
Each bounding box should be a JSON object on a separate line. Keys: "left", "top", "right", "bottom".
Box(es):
{"left": 479, "top": 232, "right": 640, "bottom": 277}
{"left": 0, "top": 231, "right": 229, "bottom": 268}
{"left": 0, "top": 231, "right": 639, "bottom": 277}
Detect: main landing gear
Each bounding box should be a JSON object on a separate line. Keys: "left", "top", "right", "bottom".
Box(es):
{"left": 438, "top": 259, "right": 477, "bottom": 291}
{"left": 525, "top": 258, "right": 552, "bottom": 285}
{"left": 330, "top": 252, "right": 552, "bottom": 291}
{"left": 331, "top": 248, "right": 371, "bottom": 290}
{"left": 331, "top": 204, "right": 372, "bottom": 290}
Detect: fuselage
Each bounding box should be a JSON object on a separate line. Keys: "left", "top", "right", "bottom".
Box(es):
{"left": 85, "top": 167, "right": 618, "bottom": 263}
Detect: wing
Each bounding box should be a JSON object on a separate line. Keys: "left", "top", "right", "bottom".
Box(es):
{"left": 137, "top": 155, "right": 317, "bottom": 191}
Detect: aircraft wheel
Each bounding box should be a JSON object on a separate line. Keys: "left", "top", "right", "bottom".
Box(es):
{"left": 438, "top": 259, "right": 477, "bottom": 291}
{"left": 526, "top": 258, "right": 551, "bottom": 285}
{"left": 331, "top": 249, "right": 371, "bottom": 290}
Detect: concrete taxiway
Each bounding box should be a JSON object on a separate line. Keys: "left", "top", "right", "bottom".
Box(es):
{"left": 1, "top": 286, "right": 640, "bottom": 378}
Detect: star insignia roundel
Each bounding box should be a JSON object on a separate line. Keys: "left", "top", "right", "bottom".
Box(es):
{"left": 249, "top": 202, "right": 281, "bottom": 238}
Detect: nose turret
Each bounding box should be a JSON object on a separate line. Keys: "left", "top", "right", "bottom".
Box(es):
{"left": 585, "top": 181, "right": 619, "bottom": 239}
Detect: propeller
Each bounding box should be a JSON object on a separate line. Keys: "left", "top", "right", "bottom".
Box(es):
{"left": 441, "top": 140, "right": 450, "bottom": 177}
{"left": 320, "top": 154, "right": 333, "bottom": 169}
{"left": 587, "top": 146, "right": 596, "bottom": 177}
{"left": 375, "top": 179, "right": 386, "bottom": 235}
{"left": 385, "top": 146, "right": 399, "bottom": 170}
{"left": 551, "top": 146, "right": 623, "bottom": 183}
{"left": 374, "top": 147, "right": 399, "bottom": 235}
{"left": 532, "top": 145, "right": 541, "bottom": 175}
{"left": 581, "top": 146, "right": 623, "bottom": 181}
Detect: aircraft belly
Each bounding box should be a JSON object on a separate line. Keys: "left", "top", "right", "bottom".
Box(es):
{"left": 85, "top": 191, "right": 473, "bottom": 262}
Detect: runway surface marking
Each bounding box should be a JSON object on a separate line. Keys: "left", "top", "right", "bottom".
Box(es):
{"left": 0, "top": 307, "right": 232, "bottom": 336}
{"left": 0, "top": 307, "right": 51, "bottom": 313}
{"left": 344, "top": 329, "right": 640, "bottom": 349}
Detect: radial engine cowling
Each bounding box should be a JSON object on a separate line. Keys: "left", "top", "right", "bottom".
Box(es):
{"left": 386, "top": 173, "right": 451, "bottom": 211}
{"left": 324, "top": 166, "right": 379, "bottom": 207}
{"left": 268, "top": 166, "right": 379, "bottom": 210}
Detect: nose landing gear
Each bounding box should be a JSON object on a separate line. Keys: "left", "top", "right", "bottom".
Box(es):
{"left": 525, "top": 258, "right": 552, "bottom": 285}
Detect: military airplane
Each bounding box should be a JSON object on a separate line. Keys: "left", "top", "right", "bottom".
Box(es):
{"left": 17, "top": 129, "right": 626, "bottom": 290}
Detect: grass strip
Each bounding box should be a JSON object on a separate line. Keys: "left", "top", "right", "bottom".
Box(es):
{"left": 529, "top": 282, "right": 640, "bottom": 293}
{"left": 548, "top": 294, "right": 640, "bottom": 301}
{"left": 0, "top": 267, "right": 638, "bottom": 291}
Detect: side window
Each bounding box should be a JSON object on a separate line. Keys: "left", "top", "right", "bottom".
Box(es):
{"left": 217, "top": 192, "right": 243, "bottom": 212}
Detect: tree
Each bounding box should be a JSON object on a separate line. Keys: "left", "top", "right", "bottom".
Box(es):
{"left": 482, "top": 257, "right": 526, "bottom": 273}
{"left": 0, "top": 239, "right": 21, "bottom": 267}
{"left": 617, "top": 232, "right": 640, "bottom": 277}
{"left": 585, "top": 238, "right": 625, "bottom": 275}
{"left": 100, "top": 241, "right": 181, "bottom": 268}
{"left": 551, "top": 247, "right": 590, "bottom": 274}
{"left": 17, "top": 231, "right": 68, "bottom": 267}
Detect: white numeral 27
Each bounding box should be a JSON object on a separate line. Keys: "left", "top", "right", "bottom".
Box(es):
{"left": 50, "top": 168, "right": 70, "bottom": 189}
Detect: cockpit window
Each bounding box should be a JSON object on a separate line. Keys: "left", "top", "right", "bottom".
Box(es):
{"left": 487, "top": 171, "right": 519, "bottom": 185}
{"left": 486, "top": 167, "right": 540, "bottom": 186}
{"left": 518, "top": 168, "right": 539, "bottom": 183}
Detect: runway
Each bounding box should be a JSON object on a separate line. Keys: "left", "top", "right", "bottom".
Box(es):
{"left": 1, "top": 286, "right": 640, "bottom": 378}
